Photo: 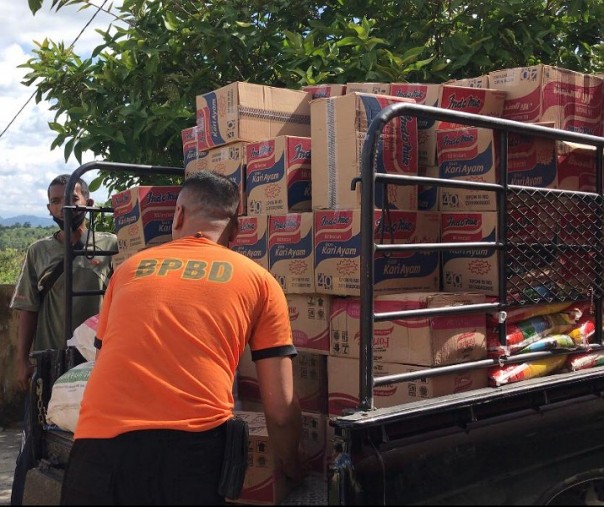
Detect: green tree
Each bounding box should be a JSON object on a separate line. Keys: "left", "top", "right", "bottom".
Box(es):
{"left": 0, "top": 248, "right": 25, "bottom": 284}
{"left": 22, "top": 0, "right": 604, "bottom": 193}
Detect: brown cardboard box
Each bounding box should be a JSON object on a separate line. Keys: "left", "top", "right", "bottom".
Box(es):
{"left": 310, "top": 92, "right": 418, "bottom": 210}
{"left": 329, "top": 292, "right": 486, "bottom": 366}
{"left": 303, "top": 84, "right": 347, "bottom": 99}
{"left": 187, "top": 141, "right": 248, "bottom": 216}
{"left": 237, "top": 347, "right": 328, "bottom": 414}
{"left": 345, "top": 82, "right": 391, "bottom": 95}
{"left": 196, "top": 81, "right": 311, "bottom": 151}
{"left": 246, "top": 136, "right": 312, "bottom": 215}
{"left": 287, "top": 294, "right": 331, "bottom": 354}
{"left": 327, "top": 356, "right": 488, "bottom": 416}
{"left": 229, "top": 410, "right": 328, "bottom": 504}
{"left": 228, "top": 411, "right": 292, "bottom": 505}
{"left": 488, "top": 65, "right": 603, "bottom": 136}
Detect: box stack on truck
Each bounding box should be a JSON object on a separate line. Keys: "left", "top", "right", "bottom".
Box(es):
{"left": 173, "top": 64, "right": 604, "bottom": 504}
{"left": 36, "top": 63, "right": 604, "bottom": 505}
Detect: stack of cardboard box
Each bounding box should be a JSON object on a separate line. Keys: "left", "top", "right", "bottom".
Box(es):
{"left": 171, "top": 67, "right": 603, "bottom": 504}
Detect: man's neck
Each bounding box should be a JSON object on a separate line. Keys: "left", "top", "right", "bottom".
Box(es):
{"left": 55, "top": 227, "right": 88, "bottom": 245}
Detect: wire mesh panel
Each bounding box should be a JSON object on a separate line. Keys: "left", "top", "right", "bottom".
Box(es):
{"left": 506, "top": 187, "right": 604, "bottom": 305}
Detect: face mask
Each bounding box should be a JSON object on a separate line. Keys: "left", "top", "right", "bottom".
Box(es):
{"left": 53, "top": 210, "right": 86, "bottom": 232}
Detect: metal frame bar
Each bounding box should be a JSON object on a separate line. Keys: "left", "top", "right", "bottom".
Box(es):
{"left": 62, "top": 161, "right": 184, "bottom": 343}
{"left": 358, "top": 102, "right": 604, "bottom": 412}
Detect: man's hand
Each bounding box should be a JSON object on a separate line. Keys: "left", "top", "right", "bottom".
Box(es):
{"left": 16, "top": 356, "right": 34, "bottom": 391}
{"left": 282, "top": 444, "right": 309, "bottom": 487}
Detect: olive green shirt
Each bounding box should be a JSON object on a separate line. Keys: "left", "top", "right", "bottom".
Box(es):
{"left": 10, "top": 230, "right": 118, "bottom": 351}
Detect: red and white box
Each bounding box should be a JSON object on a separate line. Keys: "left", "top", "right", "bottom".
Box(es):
{"left": 436, "top": 127, "right": 497, "bottom": 211}
{"left": 112, "top": 186, "right": 180, "bottom": 256}
{"left": 314, "top": 209, "right": 440, "bottom": 296}
{"left": 268, "top": 212, "right": 314, "bottom": 294}
{"left": 436, "top": 85, "right": 506, "bottom": 130}
{"left": 229, "top": 215, "right": 269, "bottom": 270}
{"left": 390, "top": 83, "right": 442, "bottom": 166}
{"left": 441, "top": 211, "right": 498, "bottom": 296}
{"left": 246, "top": 136, "right": 312, "bottom": 215}
{"left": 557, "top": 141, "right": 597, "bottom": 192}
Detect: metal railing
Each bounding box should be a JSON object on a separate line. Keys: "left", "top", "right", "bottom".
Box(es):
{"left": 356, "top": 103, "right": 604, "bottom": 411}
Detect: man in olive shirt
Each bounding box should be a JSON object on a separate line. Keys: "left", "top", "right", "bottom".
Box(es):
{"left": 9, "top": 174, "right": 117, "bottom": 505}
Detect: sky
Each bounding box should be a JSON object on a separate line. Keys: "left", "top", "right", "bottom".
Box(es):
{"left": 0, "top": 1, "right": 123, "bottom": 218}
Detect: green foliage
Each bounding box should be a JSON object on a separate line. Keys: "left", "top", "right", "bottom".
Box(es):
{"left": 21, "top": 0, "right": 604, "bottom": 194}
{"left": 0, "top": 225, "right": 56, "bottom": 284}
{"left": 0, "top": 225, "right": 56, "bottom": 250}
{"left": 0, "top": 249, "right": 26, "bottom": 285}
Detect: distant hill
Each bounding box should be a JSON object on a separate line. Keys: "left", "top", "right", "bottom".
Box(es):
{"left": 0, "top": 215, "right": 55, "bottom": 227}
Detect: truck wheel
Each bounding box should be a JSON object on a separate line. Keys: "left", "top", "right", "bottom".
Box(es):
{"left": 540, "top": 469, "right": 604, "bottom": 505}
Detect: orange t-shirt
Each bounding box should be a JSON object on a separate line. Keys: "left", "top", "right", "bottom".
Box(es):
{"left": 75, "top": 234, "right": 295, "bottom": 439}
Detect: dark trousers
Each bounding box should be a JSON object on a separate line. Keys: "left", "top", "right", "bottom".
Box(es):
{"left": 60, "top": 426, "right": 227, "bottom": 505}
{"left": 10, "top": 394, "right": 33, "bottom": 506}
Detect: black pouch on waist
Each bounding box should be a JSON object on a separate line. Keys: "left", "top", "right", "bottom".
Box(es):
{"left": 217, "top": 416, "right": 249, "bottom": 499}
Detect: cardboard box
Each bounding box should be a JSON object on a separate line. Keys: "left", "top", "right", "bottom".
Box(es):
{"left": 246, "top": 136, "right": 312, "bottom": 215}
{"left": 390, "top": 83, "right": 442, "bottom": 165}
{"left": 181, "top": 126, "right": 199, "bottom": 173}
{"left": 488, "top": 65, "right": 603, "bottom": 135}
{"left": 229, "top": 410, "right": 328, "bottom": 504}
{"left": 268, "top": 212, "right": 314, "bottom": 294}
{"left": 436, "top": 127, "right": 497, "bottom": 211}
{"left": 314, "top": 209, "right": 440, "bottom": 296}
{"left": 287, "top": 294, "right": 331, "bottom": 354}
{"left": 303, "top": 84, "right": 347, "bottom": 99}
{"left": 446, "top": 75, "right": 489, "bottom": 88}
{"left": 437, "top": 85, "right": 506, "bottom": 130}
{"left": 187, "top": 141, "right": 247, "bottom": 216}
{"left": 237, "top": 348, "right": 328, "bottom": 414}
{"left": 229, "top": 411, "right": 291, "bottom": 505}
{"left": 329, "top": 292, "right": 486, "bottom": 366}
{"left": 557, "top": 141, "right": 597, "bottom": 192}
{"left": 345, "top": 82, "right": 391, "bottom": 95}
{"left": 112, "top": 186, "right": 180, "bottom": 254}
{"left": 310, "top": 92, "right": 418, "bottom": 210}
{"left": 441, "top": 211, "right": 499, "bottom": 295}
{"left": 418, "top": 165, "right": 439, "bottom": 211}
{"left": 196, "top": 81, "right": 311, "bottom": 151}
{"left": 229, "top": 215, "right": 269, "bottom": 270}
{"left": 327, "top": 356, "right": 488, "bottom": 416}
{"left": 505, "top": 123, "right": 557, "bottom": 188}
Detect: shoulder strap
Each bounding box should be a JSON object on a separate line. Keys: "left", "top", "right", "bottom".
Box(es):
{"left": 38, "top": 261, "right": 65, "bottom": 299}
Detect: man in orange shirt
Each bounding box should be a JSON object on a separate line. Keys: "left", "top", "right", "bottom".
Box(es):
{"left": 60, "top": 171, "right": 304, "bottom": 505}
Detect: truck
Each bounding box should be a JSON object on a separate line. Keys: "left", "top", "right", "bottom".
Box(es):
{"left": 21, "top": 103, "right": 604, "bottom": 505}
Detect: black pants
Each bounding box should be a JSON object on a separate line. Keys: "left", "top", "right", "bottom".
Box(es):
{"left": 10, "top": 394, "right": 33, "bottom": 506}
{"left": 60, "top": 426, "right": 227, "bottom": 505}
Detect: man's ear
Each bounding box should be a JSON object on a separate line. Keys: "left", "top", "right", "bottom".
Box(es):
{"left": 47, "top": 203, "right": 51, "bottom": 215}
{"left": 86, "top": 198, "right": 94, "bottom": 207}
